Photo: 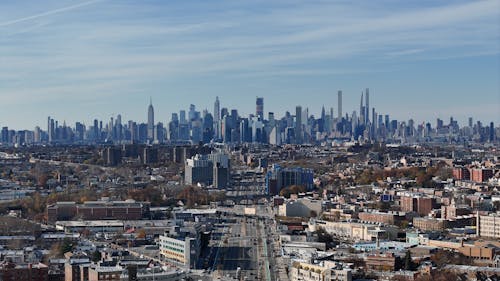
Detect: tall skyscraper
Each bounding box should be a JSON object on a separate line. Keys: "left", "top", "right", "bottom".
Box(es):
{"left": 337, "top": 90, "right": 342, "bottom": 120}
{"left": 359, "top": 92, "right": 364, "bottom": 125}
{"left": 365, "top": 88, "right": 370, "bottom": 125}
{"left": 214, "top": 96, "right": 220, "bottom": 122}
{"left": 256, "top": 97, "right": 264, "bottom": 120}
{"left": 295, "top": 106, "right": 302, "bottom": 144}
{"left": 47, "top": 117, "right": 55, "bottom": 143}
{"left": 147, "top": 98, "right": 154, "bottom": 141}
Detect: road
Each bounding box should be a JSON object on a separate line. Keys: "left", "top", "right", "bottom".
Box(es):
{"left": 210, "top": 204, "right": 284, "bottom": 281}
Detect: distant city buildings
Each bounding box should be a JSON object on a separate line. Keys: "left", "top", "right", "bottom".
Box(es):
{"left": 0, "top": 94, "right": 496, "bottom": 147}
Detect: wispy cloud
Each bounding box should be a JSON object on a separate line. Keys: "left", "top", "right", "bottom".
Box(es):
{"left": 0, "top": 0, "right": 498, "bottom": 128}
{"left": 0, "top": 0, "right": 102, "bottom": 28}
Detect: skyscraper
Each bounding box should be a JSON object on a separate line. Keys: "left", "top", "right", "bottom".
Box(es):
{"left": 337, "top": 90, "right": 342, "bottom": 120}
{"left": 365, "top": 88, "right": 370, "bottom": 125}
{"left": 295, "top": 106, "right": 302, "bottom": 144}
{"left": 214, "top": 96, "right": 221, "bottom": 140}
{"left": 359, "top": 92, "right": 364, "bottom": 125}
{"left": 256, "top": 97, "right": 264, "bottom": 120}
{"left": 214, "top": 96, "right": 220, "bottom": 122}
{"left": 147, "top": 98, "right": 154, "bottom": 141}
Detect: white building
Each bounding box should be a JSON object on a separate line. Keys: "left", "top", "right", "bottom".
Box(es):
{"left": 290, "top": 261, "right": 352, "bottom": 281}
{"left": 279, "top": 198, "right": 322, "bottom": 218}
{"left": 477, "top": 212, "right": 500, "bottom": 239}
{"left": 158, "top": 235, "right": 198, "bottom": 268}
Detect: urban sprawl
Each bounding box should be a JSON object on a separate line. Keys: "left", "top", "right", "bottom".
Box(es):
{"left": 0, "top": 91, "right": 499, "bottom": 281}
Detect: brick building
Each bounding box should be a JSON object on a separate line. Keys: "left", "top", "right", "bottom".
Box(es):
{"left": 47, "top": 199, "right": 150, "bottom": 223}
{"left": 0, "top": 262, "right": 48, "bottom": 281}
{"left": 400, "top": 196, "right": 435, "bottom": 216}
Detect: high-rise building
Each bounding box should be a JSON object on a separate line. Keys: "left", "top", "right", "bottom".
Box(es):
{"left": 93, "top": 119, "right": 99, "bottom": 141}
{"left": 489, "top": 122, "right": 495, "bottom": 142}
{"left": 214, "top": 96, "right": 220, "bottom": 122}
{"left": 147, "top": 98, "right": 154, "bottom": 141}
{"left": 359, "top": 92, "right": 364, "bottom": 125}
{"left": 256, "top": 97, "right": 264, "bottom": 120}
{"left": 47, "top": 116, "right": 55, "bottom": 143}
{"left": 295, "top": 106, "right": 302, "bottom": 144}
{"left": 337, "top": 90, "right": 342, "bottom": 120}
{"left": 214, "top": 96, "right": 220, "bottom": 138}
{"left": 365, "top": 88, "right": 370, "bottom": 125}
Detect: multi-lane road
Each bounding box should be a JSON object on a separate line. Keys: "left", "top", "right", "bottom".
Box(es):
{"left": 210, "top": 204, "right": 282, "bottom": 281}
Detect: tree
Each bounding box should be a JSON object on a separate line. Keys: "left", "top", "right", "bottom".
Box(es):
{"left": 60, "top": 238, "right": 74, "bottom": 256}
{"left": 404, "top": 251, "right": 414, "bottom": 270}
{"left": 91, "top": 250, "right": 102, "bottom": 262}
{"left": 136, "top": 229, "right": 146, "bottom": 239}
{"left": 279, "top": 185, "right": 306, "bottom": 198}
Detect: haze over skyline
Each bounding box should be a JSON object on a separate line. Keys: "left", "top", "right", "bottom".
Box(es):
{"left": 1, "top": 0, "right": 499, "bottom": 129}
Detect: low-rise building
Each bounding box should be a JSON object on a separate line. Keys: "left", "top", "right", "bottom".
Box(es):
{"left": 47, "top": 199, "right": 150, "bottom": 223}
{"left": 358, "top": 210, "right": 405, "bottom": 225}
{"left": 0, "top": 262, "right": 48, "bottom": 281}
{"left": 290, "top": 261, "right": 352, "bottom": 281}
{"left": 279, "top": 198, "right": 322, "bottom": 218}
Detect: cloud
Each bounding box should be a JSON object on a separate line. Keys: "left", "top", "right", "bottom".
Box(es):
{"left": 0, "top": 0, "right": 102, "bottom": 27}
{"left": 0, "top": 0, "right": 498, "bottom": 128}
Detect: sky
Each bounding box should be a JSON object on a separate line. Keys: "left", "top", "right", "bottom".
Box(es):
{"left": 1, "top": 0, "right": 499, "bottom": 129}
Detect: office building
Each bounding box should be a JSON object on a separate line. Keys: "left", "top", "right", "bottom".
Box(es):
{"left": 256, "top": 97, "right": 264, "bottom": 120}
{"left": 337, "top": 90, "right": 342, "bottom": 120}
{"left": 295, "top": 106, "right": 302, "bottom": 144}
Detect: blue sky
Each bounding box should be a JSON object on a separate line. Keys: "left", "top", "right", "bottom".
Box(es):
{"left": 1, "top": 0, "right": 499, "bottom": 129}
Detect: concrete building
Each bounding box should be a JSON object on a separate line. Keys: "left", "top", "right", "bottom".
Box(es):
{"left": 184, "top": 153, "right": 230, "bottom": 188}
{"left": 88, "top": 266, "right": 121, "bottom": 281}
{"left": 290, "top": 261, "right": 352, "bottom": 281}
{"left": 477, "top": 212, "right": 500, "bottom": 239}
{"left": 309, "top": 220, "right": 392, "bottom": 242}
{"left": 158, "top": 222, "right": 203, "bottom": 268}
{"left": 278, "top": 198, "right": 322, "bottom": 218}
{"left": 158, "top": 236, "right": 197, "bottom": 268}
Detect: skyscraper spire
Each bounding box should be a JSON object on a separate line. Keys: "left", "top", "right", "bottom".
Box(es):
{"left": 147, "top": 98, "right": 154, "bottom": 141}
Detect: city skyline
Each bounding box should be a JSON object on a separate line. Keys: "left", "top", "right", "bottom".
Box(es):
{"left": 1, "top": 0, "right": 499, "bottom": 128}
{"left": 0, "top": 93, "right": 498, "bottom": 131}
{"left": 2, "top": 94, "right": 497, "bottom": 147}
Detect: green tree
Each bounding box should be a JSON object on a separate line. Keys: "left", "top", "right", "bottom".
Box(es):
{"left": 60, "top": 238, "right": 74, "bottom": 255}
{"left": 91, "top": 250, "right": 102, "bottom": 262}
{"left": 404, "top": 251, "right": 414, "bottom": 270}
